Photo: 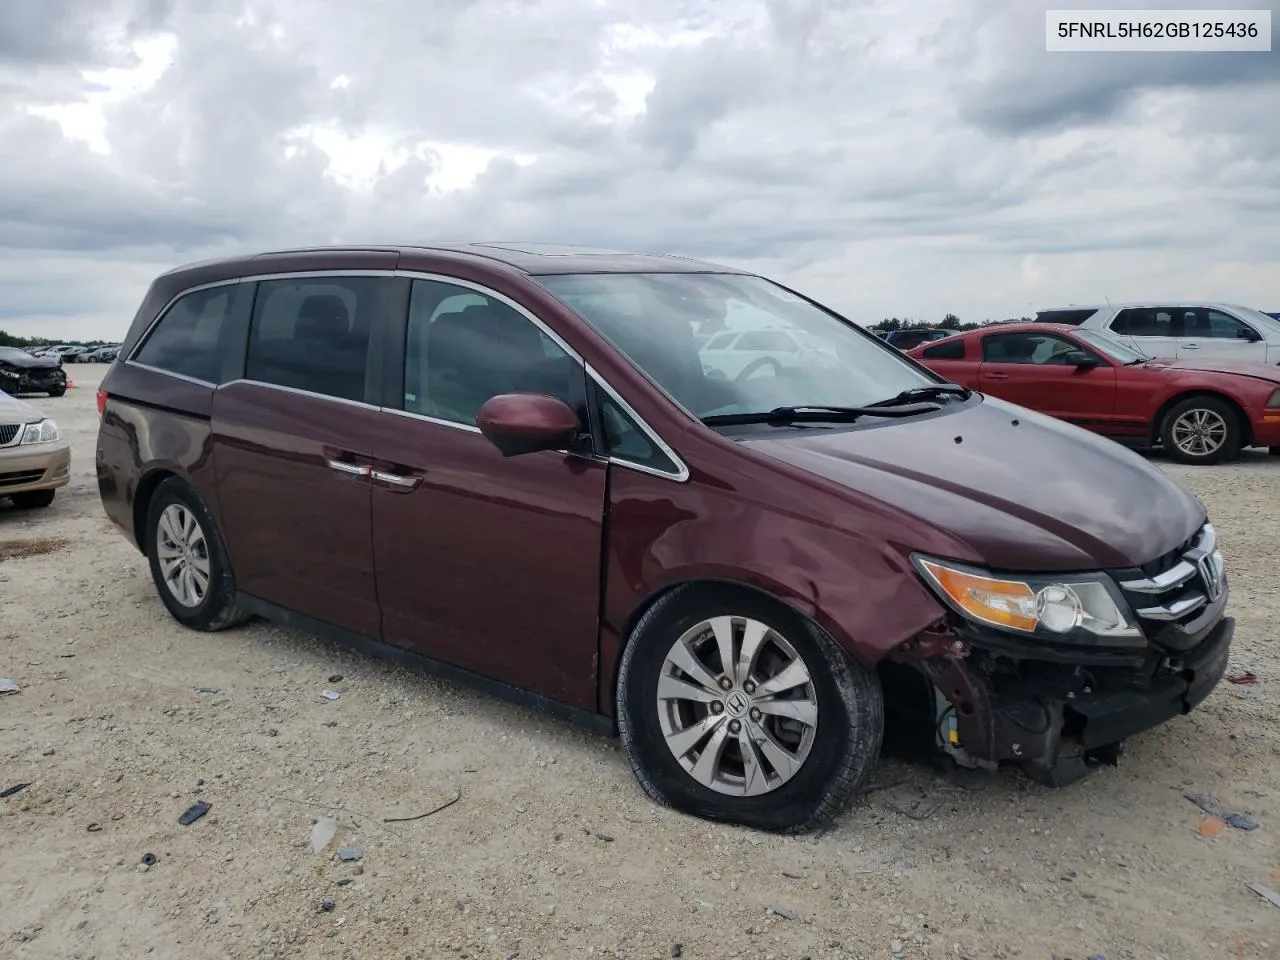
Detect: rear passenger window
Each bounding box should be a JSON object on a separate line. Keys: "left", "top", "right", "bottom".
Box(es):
{"left": 1111, "top": 308, "right": 1175, "bottom": 337}
{"left": 245, "top": 277, "right": 382, "bottom": 403}
{"left": 922, "top": 339, "right": 964, "bottom": 360}
{"left": 132, "top": 285, "right": 235, "bottom": 384}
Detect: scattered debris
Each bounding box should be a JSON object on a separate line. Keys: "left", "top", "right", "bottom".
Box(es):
{"left": 140, "top": 852, "right": 157, "bottom": 866}
{"left": 336, "top": 877, "right": 351, "bottom": 887}
{"left": 768, "top": 906, "right": 796, "bottom": 920}
{"left": 1246, "top": 881, "right": 1280, "bottom": 908}
{"left": 671, "top": 944, "right": 683, "bottom": 958}
{"left": 596, "top": 832, "right": 615, "bottom": 843}
{"left": 781, "top": 871, "right": 804, "bottom": 879}
{"left": 1198, "top": 816, "right": 1226, "bottom": 837}
{"left": 0, "top": 783, "right": 29, "bottom": 798}
{"left": 320, "top": 899, "right": 336, "bottom": 913}
{"left": 879, "top": 784, "right": 942, "bottom": 820}
{"left": 328, "top": 674, "right": 343, "bottom": 683}
{"left": 383, "top": 789, "right": 461, "bottom": 822}
{"left": 196, "top": 687, "right": 219, "bottom": 694}
{"left": 0, "top": 678, "right": 20, "bottom": 695}
{"left": 42, "top": 748, "right": 55, "bottom": 756}
{"left": 1186, "top": 793, "right": 1259, "bottom": 830}
{"left": 178, "top": 801, "right": 212, "bottom": 826}
{"left": 337, "top": 846, "right": 363, "bottom": 862}
{"left": 693, "top": 899, "right": 714, "bottom": 910}
{"left": 322, "top": 690, "right": 341, "bottom": 701}
{"left": 1226, "top": 671, "right": 1257, "bottom": 685}
{"left": 86, "top": 822, "right": 102, "bottom": 832}
{"left": 267, "top": 729, "right": 279, "bottom": 737}
{"left": 309, "top": 816, "right": 338, "bottom": 853}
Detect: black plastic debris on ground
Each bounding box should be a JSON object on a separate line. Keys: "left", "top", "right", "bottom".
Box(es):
{"left": 1, "top": 783, "right": 30, "bottom": 798}
{"left": 178, "top": 801, "right": 212, "bottom": 826}
{"left": 1185, "top": 793, "right": 1259, "bottom": 830}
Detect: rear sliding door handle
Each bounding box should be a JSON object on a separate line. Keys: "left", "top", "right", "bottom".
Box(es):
{"left": 327, "top": 459, "right": 371, "bottom": 477}
{"left": 371, "top": 469, "right": 420, "bottom": 488}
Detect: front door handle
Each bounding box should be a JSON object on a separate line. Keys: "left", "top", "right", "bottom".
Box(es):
{"left": 984, "top": 371, "right": 1010, "bottom": 380}
{"left": 1182, "top": 343, "right": 1200, "bottom": 350}
{"left": 327, "top": 458, "right": 371, "bottom": 478}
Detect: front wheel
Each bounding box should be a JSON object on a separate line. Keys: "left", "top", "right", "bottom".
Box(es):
{"left": 145, "top": 477, "right": 250, "bottom": 631}
{"left": 616, "top": 586, "right": 883, "bottom": 833}
{"left": 47, "top": 386, "right": 66, "bottom": 397}
{"left": 1160, "top": 396, "right": 1241, "bottom": 465}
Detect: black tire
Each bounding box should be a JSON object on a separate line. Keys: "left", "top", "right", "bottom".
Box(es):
{"left": 1159, "top": 396, "right": 1241, "bottom": 465}
{"left": 11, "top": 489, "right": 55, "bottom": 509}
{"left": 616, "top": 584, "right": 884, "bottom": 833}
{"left": 47, "top": 386, "right": 66, "bottom": 397}
{"left": 1270, "top": 446, "right": 1280, "bottom": 457}
{"left": 144, "top": 476, "right": 250, "bottom": 631}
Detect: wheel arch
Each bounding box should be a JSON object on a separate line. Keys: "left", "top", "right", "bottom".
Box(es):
{"left": 131, "top": 467, "right": 184, "bottom": 553}
{"left": 1152, "top": 390, "right": 1252, "bottom": 448}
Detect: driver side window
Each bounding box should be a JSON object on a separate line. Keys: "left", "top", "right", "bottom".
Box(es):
{"left": 404, "top": 279, "right": 586, "bottom": 427}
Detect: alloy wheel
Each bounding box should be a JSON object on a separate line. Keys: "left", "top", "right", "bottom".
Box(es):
{"left": 1171, "top": 408, "right": 1228, "bottom": 458}
{"left": 155, "top": 503, "right": 211, "bottom": 607}
{"left": 656, "top": 615, "right": 818, "bottom": 796}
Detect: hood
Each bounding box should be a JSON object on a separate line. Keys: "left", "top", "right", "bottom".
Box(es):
{"left": 0, "top": 390, "right": 48, "bottom": 423}
{"left": 0, "top": 351, "right": 61, "bottom": 370}
{"left": 1145, "top": 357, "right": 1280, "bottom": 384}
{"left": 741, "top": 396, "right": 1205, "bottom": 572}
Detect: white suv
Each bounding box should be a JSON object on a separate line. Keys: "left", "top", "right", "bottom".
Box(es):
{"left": 1035, "top": 302, "right": 1280, "bottom": 366}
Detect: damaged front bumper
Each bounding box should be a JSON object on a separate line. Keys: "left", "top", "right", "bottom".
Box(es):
{"left": 892, "top": 554, "right": 1234, "bottom": 786}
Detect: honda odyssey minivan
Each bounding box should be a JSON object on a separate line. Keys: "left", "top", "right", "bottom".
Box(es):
{"left": 96, "top": 244, "right": 1233, "bottom": 832}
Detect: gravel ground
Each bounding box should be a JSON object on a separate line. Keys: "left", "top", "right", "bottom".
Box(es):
{"left": 2, "top": 365, "right": 1278, "bottom": 960}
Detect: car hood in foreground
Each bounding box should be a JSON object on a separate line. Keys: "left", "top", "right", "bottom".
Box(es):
{"left": 742, "top": 397, "right": 1205, "bottom": 572}
{"left": 0, "top": 390, "right": 48, "bottom": 423}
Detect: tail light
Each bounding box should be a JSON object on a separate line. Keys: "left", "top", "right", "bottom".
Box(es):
{"left": 97, "top": 390, "right": 108, "bottom": 416}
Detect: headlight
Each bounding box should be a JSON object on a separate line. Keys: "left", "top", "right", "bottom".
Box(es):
{"left": 19, "top": 419, "right": 60, "bottom": 444}
{"left": 913, "top": 555, "right": 1141, "bottom": 643}
{"left": 0, "top": 366, "right": 18, "bottom": 379}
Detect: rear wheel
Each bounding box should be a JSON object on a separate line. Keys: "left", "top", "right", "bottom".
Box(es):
{"left": 1160, "top": 396, "right": 1241, "bottom": 465}
{"left": 47, "top": 385, "right": 66, "bottom": 397}
{"left": 11, "top": 489, "right": 55, "bottom": 509}
{"left": 145, "top": 477, "right": 249, "bottom": 631}
{"left": 616, "top": 585, "right": 883, "bottom": 833}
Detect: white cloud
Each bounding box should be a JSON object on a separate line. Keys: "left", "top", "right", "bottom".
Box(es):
{"left": 0, "top": 0, "right": 1277, "bottom": 340}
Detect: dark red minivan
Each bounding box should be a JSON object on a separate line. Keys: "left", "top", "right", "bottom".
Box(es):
{"left": 96, "top": 244, "right": 1233, "bottom": 831}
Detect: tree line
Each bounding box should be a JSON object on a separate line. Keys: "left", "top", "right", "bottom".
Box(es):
{"left": 871, "top": 314, "right": 1033, "bottom": 333}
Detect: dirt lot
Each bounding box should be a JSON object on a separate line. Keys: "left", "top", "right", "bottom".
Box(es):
{"left": 2, "top": 364, "right": 1278, "bottom": 960}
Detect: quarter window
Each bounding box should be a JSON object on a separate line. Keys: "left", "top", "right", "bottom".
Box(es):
{"left": 132, "top": 285, "right": 236, "bottom": 384}
{"left": 922, "top": 339, "right": 964, "bottom": 360}
{"left": 596, "top": 389, "right": 681, "bottom": 475}
{"left": 404, "top": 279, "right": 584, "bottom": 427}
{"left": 245, "top": 277, "right": 382, "bottom": 402}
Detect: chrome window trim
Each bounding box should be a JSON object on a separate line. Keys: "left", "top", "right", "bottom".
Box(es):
{"left": 126, "top": 267, "right": 690, "bottom": 483}
{"left": 123, "top": 360, "right": 218, "bottom": 389}
{"left": 586, "top": 363, "right": 690, "bottom": 483}
{"left": 218, "top": 378, "right": 382, "bottom": 411}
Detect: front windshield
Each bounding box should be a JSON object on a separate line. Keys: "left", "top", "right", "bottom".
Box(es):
{"left": 1073, "top": 329, "right": 1150, "bottom": 364}
{"left": 537, "top": 272, "right": 938, "bottom": 420}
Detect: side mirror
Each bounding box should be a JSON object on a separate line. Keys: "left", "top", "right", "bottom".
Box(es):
{"left": 1063, "top": 350, "right": 1100, "bottom": 369}
{"left": 476, "top": 393, "right": 581, "bottom": 458}
{"left": 1236, "top": 327, "right": 1261, "bottom": 341}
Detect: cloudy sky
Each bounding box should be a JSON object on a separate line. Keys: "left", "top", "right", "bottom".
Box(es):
{"left": 1, "top": 0, "right": 1277, "bottom": 340}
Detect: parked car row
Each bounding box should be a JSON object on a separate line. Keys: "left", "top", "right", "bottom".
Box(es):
{"left": 92, "top": 243, "right": 1234, "bottom": 833}
{"left": 27, "top": 343, "right": 120, "bottom": 363}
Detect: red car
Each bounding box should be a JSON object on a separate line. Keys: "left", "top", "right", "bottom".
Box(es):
{"left": 908, "top": 323, "right": 1280, "bottom": 464}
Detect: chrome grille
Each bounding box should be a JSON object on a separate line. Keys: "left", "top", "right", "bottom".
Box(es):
{"left": 1118, "top": 524, "right": 1225, "bottom": 632}
{"left": 0, "top": 423, "right": 20, "bottom": 446}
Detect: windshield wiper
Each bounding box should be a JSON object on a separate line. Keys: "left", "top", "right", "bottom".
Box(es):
{"left": 703, "top": 401, "right": 943, "bottom": 426}
{"left": 865, "top": 383, "right": 971, "bottom": 408}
